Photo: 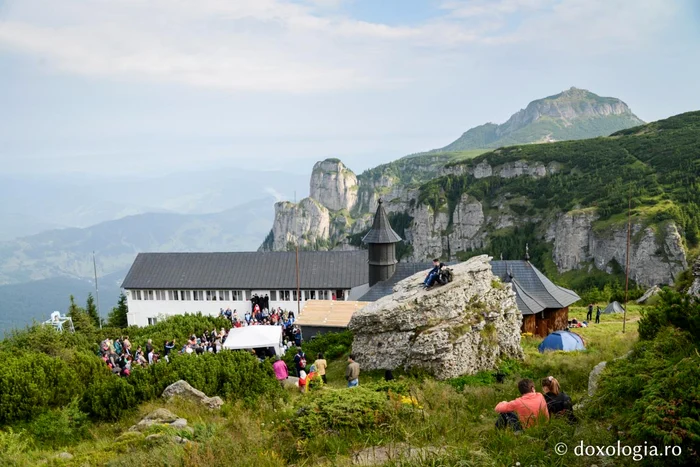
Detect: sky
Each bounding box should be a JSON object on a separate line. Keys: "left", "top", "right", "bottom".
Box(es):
{"left": 1, "top": 0, "right": 699, "bottom": 178}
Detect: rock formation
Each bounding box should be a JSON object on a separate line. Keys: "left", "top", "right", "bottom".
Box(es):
{"left": 129, "top": 408, "right": 188, "bottom": 432}
{"left": 688, "top": 258, "right": 700, "bottom": 298}
{"left": 162, "top": 380, "right": 224, "bottom": 409}
{"left": 348, "top": 255, "right": 523, "bottom": 379}
{"left": 309, "top": 159, "right": 358, "bottom": 212}
{"left": 549, "top": 211, "right": 687, "bottom": 287}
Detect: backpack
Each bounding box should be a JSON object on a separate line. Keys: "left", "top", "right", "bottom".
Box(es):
{"left": 438, "top": 268, "right": 454, "bottom": 285}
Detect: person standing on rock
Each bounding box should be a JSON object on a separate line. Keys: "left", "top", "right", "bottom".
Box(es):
{"left": 346, "top": 354, "right": 360, "bottom": 388}
{"left": 587, "top": 303, "right": 593, "bottom": 321}
{"left": 423, "top": 258, "right": 446, "bottom": 289}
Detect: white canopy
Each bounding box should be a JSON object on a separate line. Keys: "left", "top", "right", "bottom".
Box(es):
{"left": 223, "top": 326, "right": 284, "bottom": 356}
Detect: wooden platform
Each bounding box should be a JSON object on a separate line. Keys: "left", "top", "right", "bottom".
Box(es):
{"left": 297, "top": 300, "right": 369, "bottom": 328}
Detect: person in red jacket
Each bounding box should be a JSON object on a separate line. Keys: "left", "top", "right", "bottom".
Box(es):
{"left": 494, "top": 379, "right": 549, "bottom": 431}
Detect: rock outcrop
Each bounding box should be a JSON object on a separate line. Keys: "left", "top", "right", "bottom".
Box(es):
{"left": 348, "top": 255, "right": 523, "bottom": 379}
{"left": 550, "top": 211, "right": 687, "bottom": 287}
{"left": 309, "top": 159, "right": 358, "bottom": 212}
{"left": 265, "top": 198, "right": 331, "bottom": 251}
{"left": 688, "top": 258, "right": 700, "bottom": 298}
{"left": 162, "top": 380, "right": 224, "bottom": 409}
{"left": 129, "top": 408, "right": 188, "bottom": 432}
{"left": 588, "top": 361, "right": 607, "bottom": 397}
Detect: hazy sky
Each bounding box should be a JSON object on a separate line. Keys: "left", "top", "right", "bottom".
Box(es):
{"left": 1, "top": 0, "right": 698, "bottom": 177}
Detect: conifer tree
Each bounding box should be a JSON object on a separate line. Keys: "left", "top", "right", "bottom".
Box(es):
{"left": 107, "top": 293, "right": 129, "bottom": 329}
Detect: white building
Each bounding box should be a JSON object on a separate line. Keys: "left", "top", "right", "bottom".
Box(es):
{"left": 121, "top": 251, "right": 370, "bottom": 327}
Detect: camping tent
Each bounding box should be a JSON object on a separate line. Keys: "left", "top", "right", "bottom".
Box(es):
{"left": 538, "top": 331, "right": 585, "bottom": 353}
{"left": 223, "top": 326, "right": 284, "bottom": 356}
{"left": 602, "top": 301, "right": 625, "bottom": 314}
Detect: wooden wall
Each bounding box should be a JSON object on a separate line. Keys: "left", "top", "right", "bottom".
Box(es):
{"left": 521, "top": 315, "right": 537, "bottom": 335}
{"left": 532, "top": 307, "right": 569, "bottom": 337}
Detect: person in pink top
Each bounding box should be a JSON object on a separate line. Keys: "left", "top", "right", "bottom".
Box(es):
{"left": 272, "top": 356, "right": 289, "bottom": 384}
{"left": 494, "top": 379, "right": 549, "bottom": 431}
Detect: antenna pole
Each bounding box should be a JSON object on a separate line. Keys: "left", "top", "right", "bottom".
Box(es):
{"left": 623, "top": 195, "right": 631, "bottom": 333}
{"left": 93, "top": 251, "right": 101, "bottom": 329}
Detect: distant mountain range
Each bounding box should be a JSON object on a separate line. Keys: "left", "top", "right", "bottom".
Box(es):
{"left": 0, "top": 197, "right": 276, "bottom": 332}
{"left": 434, "top": 87, "right": 644, "bottom": 152}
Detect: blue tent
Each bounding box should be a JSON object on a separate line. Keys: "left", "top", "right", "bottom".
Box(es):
{"left": 538, "top": 331, "right": 585, "bottom": 353}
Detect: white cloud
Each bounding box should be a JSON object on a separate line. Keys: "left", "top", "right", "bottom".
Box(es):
{"left": 0, "top": 0, "right": 678, "bottom": 93}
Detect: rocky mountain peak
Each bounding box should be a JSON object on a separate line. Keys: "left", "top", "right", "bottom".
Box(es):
{"left": 436, "top": 88, "right": 644, "bottom": 151}
{"left": 309, "top": 158, "right": 358, "bottom": 212}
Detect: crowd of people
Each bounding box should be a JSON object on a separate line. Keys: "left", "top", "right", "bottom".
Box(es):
{"left": 98, "top": 306, "right": 302, "bottom": 377}
{"left": 494, "top": 376, "right": 574, "bottom": 431}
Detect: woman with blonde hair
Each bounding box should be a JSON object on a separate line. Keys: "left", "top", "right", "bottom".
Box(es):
{"left": 541, "top": 376, "right": 575, "bottom": 421}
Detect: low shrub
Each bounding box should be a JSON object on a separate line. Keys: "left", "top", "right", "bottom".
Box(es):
{"left": 292, "top": 387, "right": 397, "bottom": 437}
{"left": 81, "top": 377, "right": 138, "bottom": 421}
{"left": 27, "top": 401, "right": 92, "bottom": 448}
{"left": 0, "top": 351, "right": 84, "bottom": 424}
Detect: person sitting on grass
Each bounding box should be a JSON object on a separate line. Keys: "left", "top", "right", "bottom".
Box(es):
{"left": 423, "top": 258, "right": 445, "bottom": 289}
{"left": 541, "top": 376, "right": 575, "bottom": 422}
{"left": 494, "top": 378, "right": 549, "bottom": 431}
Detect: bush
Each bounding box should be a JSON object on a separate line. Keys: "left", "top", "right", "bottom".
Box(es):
{"left": 293, "top": 387, "right": 397, "bottom": 437}
{"left": 81, "top": 377, "right": 138, "bottom": 421}
{"left": 0, "top": 351, "right": 84, "bottom": 424}
{"left": 28, "top": 401, "right": 92, "bottom": 448}
{"left": 639, "top": 289, "right": 700, "bottom": 340}
{"left": 588, "top": 325, "right": 700, "bottom": 465}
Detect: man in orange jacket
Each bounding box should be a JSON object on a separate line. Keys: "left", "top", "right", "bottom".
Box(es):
{"left": 494, "top": 379, "right": 549, "bottom": 430}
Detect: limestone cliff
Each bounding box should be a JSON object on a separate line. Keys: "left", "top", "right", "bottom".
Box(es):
{"left": 349, "top": 255, "right": 523, "bottom": 379}
{"left": 265, "top": 198, "right": 331, "bottom": 251}
{"left": 548, "top": 210, "right": 687, "bottom": 287}
{"left": 309, "top": 159, "right": 358, "bottom": 212}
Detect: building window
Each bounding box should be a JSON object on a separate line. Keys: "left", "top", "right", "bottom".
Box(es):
{"left": 133, "top": 290, "right": 142, "bottom": 300}
{"left": 206, "top": 290, "right": 217, "bottom": 301}
{"left": 293, "top": 290, "right": 299, "bottom": 301}
{"left": 319, "top": 290, "right": 329, "bottom": 300}
{"left": 245, "top": 290, "right": 251, "bottom": 300}
{"left": 269, "top": 291, "right": 277, "bottom": 301}
{"left": 180, "top": 290, "right": 191, "bottom": 301}
{"left": 304, "top": 290, "right": 316, "bottom": 301}
{"left": 193, "top": 290, "right": 203, "bottom": 301}
{"left": 232, "top": 290, "right": 243, "bottom": 301}
{"left": 145, "top": 290, "right": 154, "bottom": 301}
{"left": 168, "top": 290, "right": 179, "bottom": 301}
{"left": 219, "top": 290, "right": 230, "bottom": 301}
{"left": 148, "top": 317, "right": 158, "bottom": 326}
{"left": 155, "top": 290, "right": 166, "bottom": 300}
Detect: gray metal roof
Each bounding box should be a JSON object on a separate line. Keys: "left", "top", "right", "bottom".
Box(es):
{"left": 357, "top": 261, "right": 435, "bottom": 301}
{"left": 358, "top": 259, "right": 580, "bottom": 315}
{"left": 491, "top": 260, "right": 581, "bottom": 313}
{"left": 121, "top": 251, "right": 369, "bottom": 290}
{"left": 362, "top": 200, "right": 402, "bottom": 244}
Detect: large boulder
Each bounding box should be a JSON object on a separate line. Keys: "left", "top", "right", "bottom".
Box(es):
{"left": 162, "top": 380, "right": 224, "bottom": 409}
{"left": 348, "top": 255, "right": 524, "bottom": 379}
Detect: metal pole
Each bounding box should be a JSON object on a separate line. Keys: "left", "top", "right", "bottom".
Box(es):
{"left": 93, "top": 251, "right": 102, "bottom": 329}
{"left": 623, "top": 196, "right": 631, "bottom": 333}
{"left": 295, "top": 191, "right": 300, "bottom": 316}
